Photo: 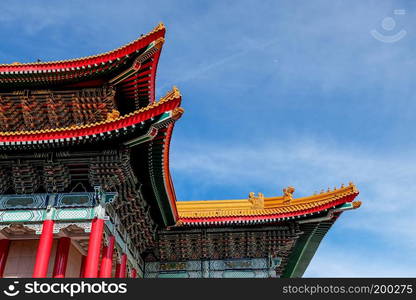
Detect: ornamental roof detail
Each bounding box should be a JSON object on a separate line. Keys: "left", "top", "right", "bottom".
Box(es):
{"left": 0, "top": 87, "right": 182, "bottom": 142}
{"left": 0, "top": 23, "right": 165, "bottom": 71}
{"left": 175, "top": 183, "right": 360, "bottom": 225}
{"left": 0, "top": 23, "right": 166, "bottom": 110}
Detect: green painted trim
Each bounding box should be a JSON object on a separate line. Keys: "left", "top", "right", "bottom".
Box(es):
{"left": 0, "top": 207, "right": 96, "bottom": 223}
{"left": 149, "top": 170, "right": 175, "bottom": 226}
{"left": 282, "top": 221, "right": 334, "bottom": 278}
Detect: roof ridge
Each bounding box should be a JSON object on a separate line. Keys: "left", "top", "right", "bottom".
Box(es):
{"left": 177, "top": 183, "right": 359, "bottom": 207}
{"left": 0, "top": 23, "right": 165, "bottom": 68}
{"left": 176, "top": 183, "right": 360, "bottom": 220}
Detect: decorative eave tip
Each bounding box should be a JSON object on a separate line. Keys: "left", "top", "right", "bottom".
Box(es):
{"left": 172, "top": 107, "right": 185, "bottom": 121}
{"left": 172, "top": 86, "right": 181, "bottom": 97}
{"left": 348, "top": 181, "right": 359, "bottom": 194}
{"left": 352, "top": 201, "right": 362, "bottom": 209}
{"left": 157, "top": 86, "right": 182, "bottom": 103}
{"left": 156, "top": 22, "right": 166, "bottom": 30}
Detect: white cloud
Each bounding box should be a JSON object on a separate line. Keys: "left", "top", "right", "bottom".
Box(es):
{"left": 171, "top": 137, "right": 416, "bottom": 276}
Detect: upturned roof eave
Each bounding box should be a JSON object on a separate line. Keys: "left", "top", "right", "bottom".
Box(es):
{"left": 0, "top": 23, "right": 165, "bottom": 72}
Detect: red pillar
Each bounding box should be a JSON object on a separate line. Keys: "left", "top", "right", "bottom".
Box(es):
{"left": 98, "top": 246, "right": 107, "bottom": 275}
{"left": 115, "top": 263, "right": 120, "bottom": 278}
{"left": 116, "top": 253, "right": 127, "bottom": 278}
{"left": 130, "top": 268, "right": 137, "bottom": 278}
{"left": 99, "top": 235, "right": 115, "bottom": 278}
{"left": 79, "top": 255, "right": 86, "bottom": 278}
{"left": 84, "top": 218, "right": 104, "bottom": 278}
{"left": 0, "top": 239, "right": 10, "bottom": 278}
{"left": 33, "top": 219, "right": 55, "bottom": 278}
{"left": 52, "top": 237, "right": 71, "bottom": 278}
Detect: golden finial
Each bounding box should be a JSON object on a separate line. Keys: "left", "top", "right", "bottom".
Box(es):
{"left": 352, "top": 201, "right": 362, "bottom": 209}
{"left": 106, "top": 109, "right": 120, "bottom": 121}
{"left": 156, "top": 22, "right": 166, "bottom": 30}
{"left": 283, "top": 186, "right": 295, "bottom": 203}
{"left": 172, "top": 107, "right": 185, "bottom": 120}
{"left": 249, "top": 192, "right": 264, "bottom": 209}
{"left": 172, "top": 86, "right": 182, "bottom": 97}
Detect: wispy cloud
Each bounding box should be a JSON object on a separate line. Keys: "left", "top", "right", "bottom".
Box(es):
{"left": 171, "top": 136, "right": 416, "bottom": 276}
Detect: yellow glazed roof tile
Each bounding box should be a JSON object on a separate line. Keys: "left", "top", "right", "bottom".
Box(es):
{"left": 177, "top": 183, "right": 359, "bottom": 219}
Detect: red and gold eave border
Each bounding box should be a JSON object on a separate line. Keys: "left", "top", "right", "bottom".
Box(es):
{"left": 0, "top": 24, "right": 165, "bottom": 72}
{"left": 0, "top": 92, "right": 181, "bottom": 143}
{"left": 176, "top": 192, "right": 359, "bottom": 226}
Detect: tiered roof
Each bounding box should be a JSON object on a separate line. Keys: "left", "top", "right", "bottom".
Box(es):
{"left": 0, "top": 24, "right": 183, "bottom": 227}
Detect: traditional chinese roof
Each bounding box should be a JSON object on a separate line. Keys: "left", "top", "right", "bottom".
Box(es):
{"left": 0, "top": 23, "right": 182, "bottom": 230}
{"left": 0, "top": 23, "right": 166, "bottom": 108}
{"left": 0, "top": 87, "right": 184, "bottom": 228}
{"left": 0, "top": 87, "right": 181, "bottom": 145}
{"left": 175, "top": 183, "right": 360, "bottom": 226}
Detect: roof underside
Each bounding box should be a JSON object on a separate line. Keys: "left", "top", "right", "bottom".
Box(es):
{"left": 282, "top": 219, "right": 337, "bottom": 278}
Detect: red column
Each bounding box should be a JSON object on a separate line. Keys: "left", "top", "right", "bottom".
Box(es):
{"left": 52, "top": 237, "right": 71, "bottom": 278}
{"left": 130, "top": 268, "right": 137, "bottom": 278}
{"left": 33, "top": 219, "right": 55, "bottom": 278}
{"left": 99, "top": 235, "right": 115, "bottom": 278}
{"left": 98, "top": 246, "right": 107, "bottom": 275}
{"left": 115, "top": 263, "right": 120, "bottom": 278}
{"left": 116, "top": 254, "right": 127, "bottom": 278}
{"left": 0, "top": 239, "right": 10, "bottom": 278}
{"left": 79, "top": 255, "right": 86, "bottom": 278}
{"left": 84, "top": 218, "right": 104, "bottom": 278}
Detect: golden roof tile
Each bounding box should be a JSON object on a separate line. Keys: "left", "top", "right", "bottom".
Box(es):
{"left": 177, "top": 183, "right": 359, "bottom": 219}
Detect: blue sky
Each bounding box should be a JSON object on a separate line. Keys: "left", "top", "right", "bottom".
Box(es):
{"left": 1, "top": 0, "right": 415, "bottom": 277}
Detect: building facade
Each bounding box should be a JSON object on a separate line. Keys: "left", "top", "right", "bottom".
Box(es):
{"left": 0, "top": 24, "right": 360, "bottom": 278}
